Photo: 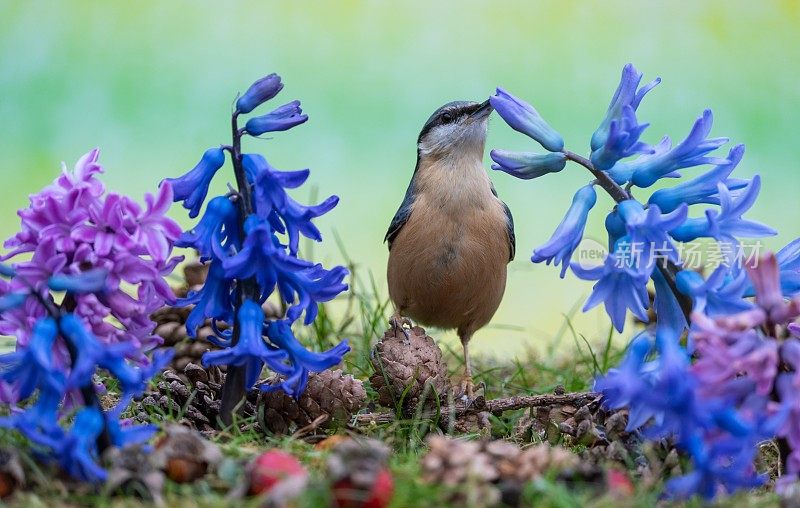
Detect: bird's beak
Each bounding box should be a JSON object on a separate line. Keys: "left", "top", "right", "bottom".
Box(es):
{"left": 469, "top": 99, "right": 493, "bottom": 120}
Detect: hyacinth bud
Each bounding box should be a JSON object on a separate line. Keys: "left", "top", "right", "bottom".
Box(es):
{"left": 48, "top": 268, "right": 109, "bottom": 294}
{"left": 490, "top": 87, "right": 564, "bottom": 152}
{"left": 244, "top": 101, "right": 308, "bottom": 136}
{"left": 0, "top": 292, "right": 27, "bottom": 312}
{"left": 165, "top": 147, "right": 226, "bottom": 219}
{"left": 490, "top": 150, "right": 566, "bottom": 179}
{"left": 0, "top": 264, "right": 15, "bottom": 278}
{"left": 236, "top": 73, "right": 283, "bottom": 114}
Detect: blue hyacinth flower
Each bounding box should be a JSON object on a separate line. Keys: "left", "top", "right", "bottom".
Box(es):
{"left": 777, "top": 238, "right": 800, "bottom": 296}
{"left": 263, "top": 319, "right": 350, "bottom": 397}
{"left": 616, "top": 200, "right": 687, "bottom": 276}
{"left": 532, "top": 184, "right": 597, "bottom": 278}
{"left": 607, "top": 110, "right": 729, "bottom": 187}
{"left": 48, "top": 268, "right": 109, "bottom": 294}
{"left": 676, "top": 265, "right": 753, "bottom": 316}
{"left": 590, "top": 63, "right": 660, "bottom": 169}
{"left": 0, "top": 291, "right": 28, "bottom": 312}
{"left": 177, "top": 260, "right": 234, "bottom": 337}
{"left": 669, "top": 176, "right": 776, "bottom": 245}
{"left": 489, "top": 87, "right": 564, "bottom": 152}
{"left": 594, "top": 331, "right": 652, "bottom": 412}
{"left": 651, "top": 269, "right": 688, "bottom": 331}
{"left": 244, "top": 100, "right": 308, "bottom": 136}
{"left": 222, "top": 216, "right": 311, "bottom": 296}
{"left": 55, "top": 407, "right": 107, "bottom": 483}
{"left": 242, "top": 153, "right": 310, "bottom": 218}
{"left": 279, "top": 263, "right": 349, "bottom": 324}
{"left": 201, "top": 299, "right": 288, "bottom": 390}
{"left": 59, "top": 314, "right": 146, "bottom": 394}
{"left": 236, "top": 73, "right": 283, "bottom": 114}
{"left": 648, "top": 144, "right": 748, "bottom": 213}
{"left": 164, "top": 147, "right": 226, "bottom": 218}
{"left": 489, "top": 150, "right": 567, "bottom": 179}
{"left": 175, "top": 196, "right": 239, "bottom": 259}
{"left": 571, "top": 237, "right": 651, "bottom": 332}
{"left": 0, "top": 317, "right": 59, "bottom": 400}
{"left": 0, "top": 263, "right": 16, "bottom": 277}
{"left": 270, "top": 194, "right": 340, "bottom": 256}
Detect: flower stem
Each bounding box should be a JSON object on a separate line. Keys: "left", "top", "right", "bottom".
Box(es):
{"left": 563, "top": 150, "right": 693, "bottom": 323}
{"left": 219, "top": 112, "right": 260, "bottom": 426}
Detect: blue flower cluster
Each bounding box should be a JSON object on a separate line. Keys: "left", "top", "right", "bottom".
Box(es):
{"left": 165, "top": 73, "right": 349, "bottom": 401}
{"left": 0, "top": 266, "right": 170, "bottom": 482}
{"left": 490, "top": 64, "right": 800, "bottom": 499}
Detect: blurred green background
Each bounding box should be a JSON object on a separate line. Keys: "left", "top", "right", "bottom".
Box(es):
{"left": 1, "top": 1, "right": 798, "bottom": 357}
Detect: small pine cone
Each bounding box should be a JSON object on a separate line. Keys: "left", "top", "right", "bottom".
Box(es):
{"left": 512, "top": 444, "right": 579, "bottom": 483}
{"left": 258, "top": 369, "right": 367, "bottom": 435}
{"left": 369, "top": 326, "right": 450, "bottom": 414}
{"left": 421, "top": 437, "right": 518, "bottom": 507}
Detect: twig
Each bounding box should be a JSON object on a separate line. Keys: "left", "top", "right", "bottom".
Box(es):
{"left": 353, "top": 391, "right": 600, "bottom": 426}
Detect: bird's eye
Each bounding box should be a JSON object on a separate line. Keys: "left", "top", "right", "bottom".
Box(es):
{"left": 440, "top": 112, "right": 454, "bottom": 124}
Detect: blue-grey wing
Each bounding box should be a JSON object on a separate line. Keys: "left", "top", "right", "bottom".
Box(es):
{"left": 384, "top": 180, "right": 416, "bottom": 249}
{"left": 491, "top": 184, "right": 516, "bottom": 262}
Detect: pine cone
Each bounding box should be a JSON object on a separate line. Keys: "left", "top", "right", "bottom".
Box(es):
{"left": 258, "top": 369, "right": 367, "bottom": 436}
{"left": 421, "top": 437, "right": 579, "bottom": 507}
{"left": 134, "top": 364, "right": 256, "bottom": 433}
{"left": 326, "top": 437, "right": 393, "bottom": 508}
{"left": 369, "top": 325, "right": 450, "bottom": 414}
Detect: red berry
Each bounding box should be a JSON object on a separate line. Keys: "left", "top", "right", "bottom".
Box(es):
{"left": 332, "top": 467, "right": 394, "bottom": 508}
{"left": 248, "top": 450, "right": 308, "bottom": 496}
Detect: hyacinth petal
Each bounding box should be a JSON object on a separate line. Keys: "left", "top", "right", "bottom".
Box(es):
{"left": 244, "top": 100, "right": 308, "bottom": 136}
{"left": 0, "top": 264, "right": 16, "bottom": 277}
{"left": 164, "top": 147, "right": 226, "bottom": 219}
{"left": 263, "top": 319, "right": 350, "bottom": 397}
{"left": 489, "top": 150, "right": 566, "bottom": 180}
{"left": 48, "top": 268, "right": 109, "bottom": 294}
{"left": 532, "top": 184, "right": 596, "bottom": 278}
{"left": 489, "top": 87, "right": 564, "bottom": 152}
{"left": 648, "top": 144, "right": 746, "bottom": 213}
{"left": 0, "top": 292, "right": 28, "bottom": 312}
{"left": 236, "top": 73, "right": 283, "bottom": 114}
{"left": 175, "top": 196, "right": 238, "bottom": 259}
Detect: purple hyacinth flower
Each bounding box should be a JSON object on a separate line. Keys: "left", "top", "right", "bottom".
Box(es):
{"left": 607, "top": 110, "right": 730, "bottom": 187}
{"left": 164, "top": 147, "right": 226, "bottom": 218}
{"left": 201, "top": 299, "right": 288, "bottom": 389}
{"left": 244, "top": 100, "right": 308, "bottom": 136}
{"left": 263, "top": 319, "right": 350, "bottom": 397}
{"left": 177, "top": 260, "right": 234, "bottom": 337}
{"left": 571, "top": 237, "right": 650, "bottom": 332}
{"left": 175, "top": 196, "right": 239, "bottom": 259}
{"left": 670, "top": 176, "right": 776, "bottom": 245}
{"left": 48, "top": 268, "right": 109, "bottom": 294}
{"left": 532, "top": 184, "right": 596, "bottom": 278}
{"left": 590, "top": 64, "right": 660, "bottom": 167}
{"left": 236, "top": 73, "right": 283, "bottom": 114}
{"left": 747, "top": 253, "right": 800, "bottom": 324}
{"left": 489, "top": 150, "right": 567, "bottom": 179}
{"left": 489, "top": 88, "right": 564, "bottom": 152}
{"left": 648, "top": 144, "right": 748, "bottom": 213}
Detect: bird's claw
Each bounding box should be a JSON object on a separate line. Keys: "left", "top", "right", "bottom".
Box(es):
{"left": 455, "top": 378, "right": 485, "bottom": 408}
{"left": 390, "top": 315, "right": 413, "bottom": 343}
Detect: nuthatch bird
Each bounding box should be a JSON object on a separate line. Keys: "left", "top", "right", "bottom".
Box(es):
{"left": 385, "top": 99, "right": 516, "bottom": 397}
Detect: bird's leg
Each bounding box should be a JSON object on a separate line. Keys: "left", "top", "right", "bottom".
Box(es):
{"left": 457, "top": 332, "right": 477, "bottom": 401}
{"left": 389, "top": 311, "right": 413, "bottom": 342}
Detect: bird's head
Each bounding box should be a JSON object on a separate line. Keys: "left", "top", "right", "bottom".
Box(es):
{"left": 416, "top": 100, "right": 493, "bottom": 161}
